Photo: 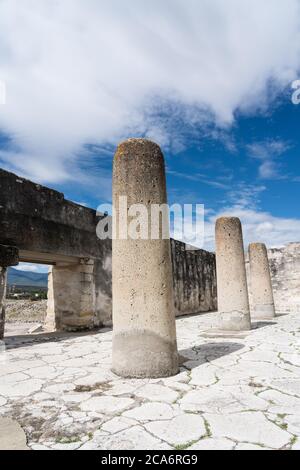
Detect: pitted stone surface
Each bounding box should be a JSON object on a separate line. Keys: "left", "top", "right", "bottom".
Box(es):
{"left": 188, "top": 438, "right": 235, "bottom": 450}
{"left": 0, "top": 418, "right": 28, "bottom": 450}
{"left": 134, "top": 384, "right": 179, "bottom": 403}
{"left": 123, "top": 402, "right": 179, "bottom": 422}
{"left": 145, "top": 414, "right": 206, "bottom": 447}
{"left": 112, "top": 139, "right": 178, "bottom": 379}
{"left": 215, "top": 217, "right": 251, "bottom": 331}
{"left": 207, "top": 412, "right": 291, "bottom": 449}
{"left": 248, "top": 243, "right": 275, "bottom": 320}
{"left": 0, "top": 310, "right": 299, "bottom": 450}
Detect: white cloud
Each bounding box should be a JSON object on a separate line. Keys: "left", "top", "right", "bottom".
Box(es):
{"left": 247, "top": 139, "right": 291, "bottom": 180}
{"left": 201, "top": 182, "right": 300, "bottom": 250}
{"left": 173, "top": 182, "right": 300, "bottom": 251}
{"left": 258, "top": 160, "right": 279, "bottom": 179}
{"left": 167, "top": 168, "right": 231, "bottom": 190}
{"left": 0, "top": 0, "right": 300, "bottom": 182}
{"left": 226, "top": 183, "right": 266, "bottom": 209}
{"left": 14, "top": 263, "right": 49, "bottom": 273}
{"left": 204, "top": 206, "right": 300, "bottom": 251}
{"left": 247, "top": 140, "right": 290, "bottom": 160}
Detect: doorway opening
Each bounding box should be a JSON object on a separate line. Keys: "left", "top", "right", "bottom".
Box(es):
{"left": 5, "top": 262, "right": 50, "bottom": 337}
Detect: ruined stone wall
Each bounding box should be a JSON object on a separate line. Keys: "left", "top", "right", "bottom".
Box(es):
{"left": 94, "top": 240, "right": 112, "bottom": 327}
{"left": 94, "top": 240, "right": 217, "bottom": 326}
{"left": 171, "top": 240, "right": 217, "bottom": 317}
{"left": 268, "top": 243, "right": 300, "bottom": 314}
{"left": 0, "top": 168, "right": 218, "bottom": 331}
{"left": 0, "top": 169, "right": 104, "bottom": 259}
{"left": 246, "top": 243, "right": 300, "bottom": 315}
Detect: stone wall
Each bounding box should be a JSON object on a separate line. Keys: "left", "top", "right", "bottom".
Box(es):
{"left": 171, "top": 240, "right": 217, "bottom": 317}
{"left": 246, "top": 243, "right": 300, "bottom": 315}
{"left": 268, "top": 243, "right": 300, "bottom": 314}
{"left": 0, "top": 168, "right": 218, "bottom": 331}
{"left": 0, "top": 169, "right": 104, "bottom": 259}
{"left": 94, "top": 240, "right": 113, "bottom": 327}
{"left": 94, "top": 240, "right": 217, "bottom": 327}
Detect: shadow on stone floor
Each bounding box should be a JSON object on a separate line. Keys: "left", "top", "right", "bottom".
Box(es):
{"left": 179, "top": 342, "right": 244, "bottom": 369}
{"left": 2, "top": 327, "right": 112, "bottom": 350}
{"left": 252, "top": 321, "right": 277, "bottom": 330}
{"left": 176, "top": 310, "right": 217, "bottom": 320}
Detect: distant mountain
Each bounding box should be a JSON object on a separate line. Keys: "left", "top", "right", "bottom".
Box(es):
{"left": 7, "top": 268, "right": 48, "bottom": 287}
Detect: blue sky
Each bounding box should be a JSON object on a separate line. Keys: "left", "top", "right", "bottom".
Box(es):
{"left": 42, "top": 93, "right": 300, "bottom": 250}
{"left": 1, "top": 1, "right": 300, "bottom": 271}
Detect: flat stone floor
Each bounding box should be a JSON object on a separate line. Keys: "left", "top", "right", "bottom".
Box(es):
{"left": 0, "top": 311, "right": 299, "bottom": 451}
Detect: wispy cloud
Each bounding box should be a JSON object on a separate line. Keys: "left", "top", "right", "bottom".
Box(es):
{"left": 246, "top": 139, "right": 291, "bottom": 180}
{"left": 204, "top": 206, "right": 300, "bottom": 251}
{"left": 1, "top": 0, "right": 300, "bottom": 183}
{"left": 167, "top": 169, "right": 231, "bottom": 190}
{"left": 226, "top": 183, "right": 266, "bottom": 209}
{"left": 247, "top": 140, "right": 290, "bottom": 160}
{"left": 198, "top": 180, "right": 299, "bottom": 250}
{"left": 14, "top": 263, "right": 49, "bottom": 273}
{"left": 173, "top": 179, "right": 300, "bottom": 251}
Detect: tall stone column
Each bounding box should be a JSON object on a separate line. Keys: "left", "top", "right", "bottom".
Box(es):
{"left": 0, "top": 245, "right": 19, "bottom": 339}
{"left": 215, "top": 217, "right": 251, "bottom": 331}
{"left": 112, "top": 138, "right": 178, "bottom": 378}
{"left": 248, "top": 243, "right": 275, "bottom": 319}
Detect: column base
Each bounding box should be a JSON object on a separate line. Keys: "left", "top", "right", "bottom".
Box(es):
{"left": 217, "top": 310, "right": 251, "bottom": 332}
{"left": 251, "top": 304, "right": 276, "bottom": 320}
{"left": 200, "top": 329, "right": 250, "bottom": 339}
{"left": 112, "top": 330, "right": 179, "bottom": 379}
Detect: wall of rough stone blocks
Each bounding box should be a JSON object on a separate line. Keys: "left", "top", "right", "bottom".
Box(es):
{"left": 93, "top": 239, "right": 217, "bottom": 327}
{"left": 268, "top": 243, "right": 300, "bottom": 314}
{"left": 246, "top": 243, "right": 300, "bottom": 315}
{"left": 94, "top": 240, "right": 112, "bottom": 327}
{"left": 170, "top": 240, "right": 217, "bottom": 316}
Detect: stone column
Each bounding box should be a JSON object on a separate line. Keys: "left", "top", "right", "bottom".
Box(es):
{"left": 248, "top": 243, "right": 275, "bottom": 319}
{"left": 0, "top": 245, "right": 19, "bottom": 339}
{"left": 112, "top": 138, "right": 178, "bottom": 378}
{"left": 45, "top": 259, "right": 95, "bottom": 331}
{"left": 215, "top": 217, "right": 251, "bottom": 331}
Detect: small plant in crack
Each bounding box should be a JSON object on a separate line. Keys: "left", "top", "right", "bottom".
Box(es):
{"left": 248, "top": 381, "right": 263, "bottom": 389}
{"left": 204, "top": 419, "right": 212, "bottom": 438}
{"left": 277, "top": 422, "right": 288, "bottom": 431}
{"left": 174, "top": 440, "right": 199, "bottom": 451}
{"left": 277, "top": 413, "right": 287, "bottom": 420}
{"left": 55, "top": 435, "right": 81, "bottom": 444}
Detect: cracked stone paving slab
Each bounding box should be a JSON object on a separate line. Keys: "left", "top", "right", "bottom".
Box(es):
{"left": 0, "top": 310, "right": 299, "bottom": 450}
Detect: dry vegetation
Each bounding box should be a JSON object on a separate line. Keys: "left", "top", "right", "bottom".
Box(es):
{"left": 5, "top": 299, "right": 47, "bottom": 323}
